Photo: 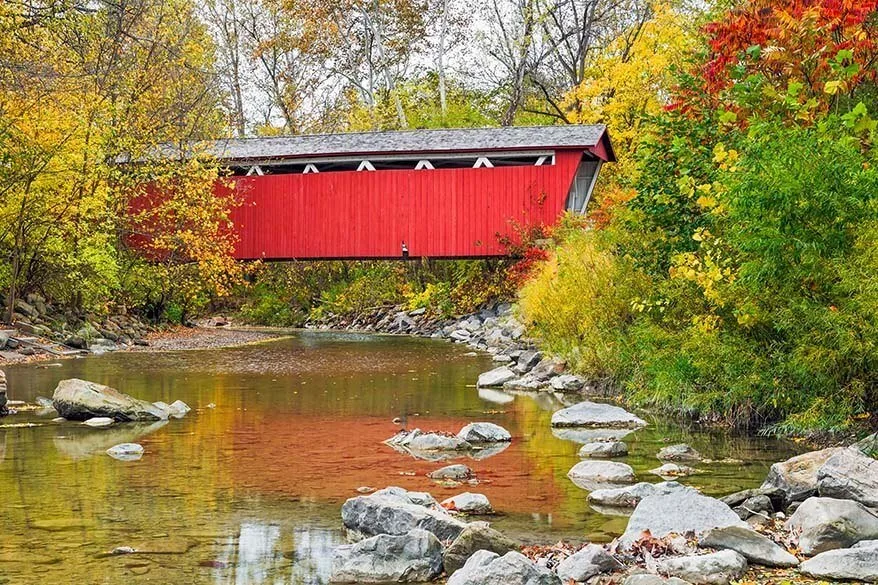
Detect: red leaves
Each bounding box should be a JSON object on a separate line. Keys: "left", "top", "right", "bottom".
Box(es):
{"left": 678, "top": 0, "right": 878, "bottom": 117}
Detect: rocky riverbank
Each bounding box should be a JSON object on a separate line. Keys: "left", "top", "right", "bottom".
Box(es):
{"left": 307, "top": 303, "right": 878, "bottom": 584}
{"left": 0, "top": 293, "right": 155, "bottom": 364}
{"left": 328, "top": 418, "right": 878, "bottom": 584}
{"left": 307, "top": 301, "right": 608, "bottom": 398}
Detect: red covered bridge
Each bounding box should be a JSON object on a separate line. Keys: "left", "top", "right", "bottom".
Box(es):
{"left": 198, "top": 125, "right": 613, "bottom": 260}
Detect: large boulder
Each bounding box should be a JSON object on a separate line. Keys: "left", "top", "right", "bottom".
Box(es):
{"left": 551, "top": 401, "right": 646, "bottom": 429}
{"left": 698, "top": 526, "right": 798, "bottom": 568}
{"left": 785, "top": 496, "right": 878, "bottom": 555}
{"left": 619, "top": 490, "right": 746, "bottom": 548}
{"left": 761, "top": 447, "right": 844, "bottom": 505}
{"left": 447, "top": 550, "right": 560, "bottom": 585}
{"left": 568, "top": 460, "right": 636, "bottom": 491}
{"left": 457, "top": 422, "right": 511, "bottom": 443}
{"left": 477, "top": 367, "right": 517, "bottom": 388}
{"left": 799, "top": 540, "right": 878, "bottom": 583}
{"left": 341, "top": 487, "right": 467, "bottom": 542}
{"left": 556, "top": 544, "right": 621, "bottom": 582}
{"left": 817, "top": 447, "right": 878, "bottom": 507}
{"left": 655, "top": 550, "right": 747, "bottom": 585}
{"left": 52, "top": 379, "right": 167, "bottom": 422}
{"left": 442, "top": 522, "right": 519, "bottom": 575}
{"left": 330, "top": 529, "right": 443, "bottom": 583}
{"left": 588, "top": 481, "right": 688, "bottom": 508}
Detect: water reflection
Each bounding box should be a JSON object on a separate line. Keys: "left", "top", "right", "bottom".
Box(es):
{"left": 53, "top": 420, "right": 168, "bottom": 460}
{"left": 0, "top": 332, "right": 802, "bottom": 583}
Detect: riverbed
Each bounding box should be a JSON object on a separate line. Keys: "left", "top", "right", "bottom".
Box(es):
{"left": 0, "top": 332, "right": 801, "bottom": 584}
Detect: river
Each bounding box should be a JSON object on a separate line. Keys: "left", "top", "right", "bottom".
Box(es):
{"left": 0, "top": 332, "right": 800, "bottom": 584}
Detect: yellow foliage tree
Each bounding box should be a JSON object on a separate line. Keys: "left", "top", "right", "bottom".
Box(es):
{"left": 562, "top": 4, "right": 698, "bottom": 187}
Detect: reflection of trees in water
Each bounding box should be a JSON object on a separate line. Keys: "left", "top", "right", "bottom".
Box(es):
{"left": 212, "top": 522, "right": 337, "bottom": 585}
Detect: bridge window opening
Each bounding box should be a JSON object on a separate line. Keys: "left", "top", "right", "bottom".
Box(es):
{"left": 565, "top": 159, "right": 601, "bottom": 214}
{"left": 227, "top": 151, "right": 555, "bottom": 176}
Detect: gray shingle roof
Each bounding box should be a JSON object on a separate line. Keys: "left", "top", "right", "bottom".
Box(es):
{"left": 193, "top": 125, "right": 608, "bottom": 162}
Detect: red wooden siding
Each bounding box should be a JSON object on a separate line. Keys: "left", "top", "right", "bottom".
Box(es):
{"left": 227, "top": 149, "right": 584, "bottom": 260}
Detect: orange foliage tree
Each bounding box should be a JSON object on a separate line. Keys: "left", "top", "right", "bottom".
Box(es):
{"left": 681, "top": 0, "right": 878, "bottom": 118}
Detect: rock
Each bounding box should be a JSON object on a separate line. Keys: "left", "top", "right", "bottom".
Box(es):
{"left": 735, "top": 495, "right": 773, "bottom": 520}
{"left": 657, "top": 444, "right": 703, "bottom": 462}
{"left": 650, "top": 463, "right": 697, "bottom": 478}
{"left": 550, "top": 374, "right": 584, "bottom": 392}
{"left": 428, "top": 464, "right": 473, "bottom": 480}
{"left": 443, "top": 522, "right": 519, "bottom": 575}
{"left": 492, "top": 354, "right": 513, "bottom": 363}
{"left": 0, "top": 331, "right": 9, "bottom": 350}
{"left": 457, "top": 422, "right": 511, "bottom": 443}
{"left": 83, "top": 417, "right": 115, "bottom": 428}
{"left": 503, "top": 374, "right": 547, "bottom": 391}
{"left": 698, "top": 526, "right": 798, "bottom": 567}
{"left": 14, "top": 299, "right": 37, "bottom": 318}
{"left": 106, "top": 443, "right": 144, "bottom": 461}
{"left": 761, "top": 447, "right": 844, "bottom": 505}
{"left": 623, "top": 576, "right": 692, "bottom": 585}
{"left": 817, "top": 447, "right": 878, "bottom": 507}
{"left": 655, "top": 550, "right": 747, "bottom": 585}
{"left": 386, "top": 429, "right": 472, "bottom": 452}
{"left": 52, "top": 379, "right": 167, "bottom": 422}
{"left": 406, "top": 492, "right": 438, "bottom": 507}
{"left": 568, "top": 460, "right": 636, "bottom": 490}
{"left": 588, "top": 481, "right": 688, "bottom": 508}
{"left": 441, "top": 493, "right": 493, "bottom": 515}
{"left": 854, "top": 434, "right": 877, "bottom": 457}
{"left": 786, "top": 496, "right": 878, "bottom": 555}
{"left": 447, "top": 550, "right": 560, "bottom": 585}
{"left": 478, "top": 367, "right": 517, "bottom": 388}
{"left": 62, "top": 335, "right": 88, "bottom": 350}
{"left": 166, "top": 400, "right": 191, "bottom": 418}
{"left": 513, "top": 350, "right": 542, "bottom": 374}
{"left": 799, "top": 539, "right": 878, "bottom": 582}
{"left": 529, "top": 358, "right": 566, "bottom": 382}
{"left": 551, "top": 401, "right": 646, "bottom": 428}
{"left": 341, "top": 487, "right": 467, "bottom": 542}
{"left": 579, "top": 441, "right": 628, "bottom": 458}
{"left": 719, "top": 486, "right": 784, "bottom": 511}
{"left": 556, "top": 544, "right": 621, "bottom": 582}
{"left": 619, "top": 491, "right": 746, "bottom": 547}
{"left": 330, "top": 529, "right": 443, "bottom": 583}
{"left": 450, "top": 329, "right": 472, "bottom": 341}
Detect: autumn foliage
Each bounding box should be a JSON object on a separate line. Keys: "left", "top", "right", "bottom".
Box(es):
{"left": 687, "top": 0, "right": 878, "bottom": 114}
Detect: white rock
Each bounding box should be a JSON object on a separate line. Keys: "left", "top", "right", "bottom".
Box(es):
{"left": 83, "top": 417, "right": 114, "bottom": 428}
{"left": 556, "top": 544, "right": 620, "bottom": 582}
{"left": 568, "top": 460, "right": 635, "bottom": 491}
{"left": 457, "top": 422, "right": 511, "bottom": 443}
{"left": 655, "top": 550, "right": 747, "bottom": 585}
{"left": 106, "top": 443, "right": 144, "bottom": 461}
{"left": 551, "top": 401, "right": 646, "bottom": 428}
{"left": 477, "top": 367, "right": 517, "bottom": 388}
{"left": 441, "top": 492, "right": 493, "bottom": 515}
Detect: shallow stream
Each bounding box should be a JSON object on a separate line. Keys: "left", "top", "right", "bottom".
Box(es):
{"left": 0, "top": 332, "right": 801, "bottom": 584}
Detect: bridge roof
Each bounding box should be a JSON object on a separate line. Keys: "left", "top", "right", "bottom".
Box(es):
{"left": 194, "top": 124, "right": 613, "bottom": 162}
